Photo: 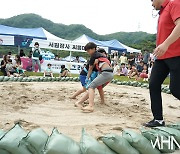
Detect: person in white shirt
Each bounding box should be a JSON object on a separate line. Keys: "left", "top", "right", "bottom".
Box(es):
{"left": 113, "top": 62, "right": 120, "bottom": 75}
{"left": 119, "top": 52, "right": 128, "bottom": 64}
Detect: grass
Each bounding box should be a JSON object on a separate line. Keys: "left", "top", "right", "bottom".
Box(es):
{"left": 114, "top": 75, "right": 170, "bottom": 85}
{"left": 0, "top": 71, "right": 170, "bottom": 85}
{"left": 24, "top": 72, "right": 79, "bottom": 78}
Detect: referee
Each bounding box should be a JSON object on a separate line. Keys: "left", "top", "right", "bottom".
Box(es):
{"left": 144, "top": 0, "right": 180, "bottom": 127}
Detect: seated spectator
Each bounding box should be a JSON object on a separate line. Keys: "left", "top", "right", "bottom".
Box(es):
{"left": 120, "top": 63, "right": 128, "bottom": 76}
{"left": 137, "top": 61, "right": 144, "bottom": 73}
{"left": 1, "top": 55, "right": 8, "bottom": 76}
{"left": 19, "top": 49, "right": 26, "bottom": 57}
{"left": 74, "top": 56, "right": 80, "bottom": 63}
{"left": 128, "top": 64, "right": 138, "bottom": 79}
{"left": 44, "top": 63, "right": 53, "bottom": 77}
{"left": 14, "top": 55, "right": 24, "bottom": 76}
{"left": 6, "top": 59, "right": 16, "bottom": 77}
{"left": 28, "top": 50, "right": 33, "bottom": 59}
{"left": 8, "top": 51, "right": 12, "bottom": 59}
{"left": 54, "top": 55, "right": 59, "bottom": 61}
{"left": 127, "top": 64, "right": 132, "bottom": 74}
{"left": 60, "top": 65, "right": 70, "bottom": 77}
{"left": 139, "top": 64, "right": 149, "bottom": 81}
{"left": 113, "top": 62, "right": 120, "bottom": 75}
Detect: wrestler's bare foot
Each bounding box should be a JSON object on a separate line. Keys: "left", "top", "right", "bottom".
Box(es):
{"left": 74, "top": 102, "right": 83, "bottom": 108}
{"left": 70, "top": 96, "right": 76, "bottom": 99}
{"left": 100, "top": 100, "right": 105, "bottom": 105}
{"left": 82, "top": 105, "right": 94, "bottom": 113}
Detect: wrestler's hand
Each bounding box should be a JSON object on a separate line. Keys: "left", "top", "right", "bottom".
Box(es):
{"left": 85, "top": 77, "right": 90, "bottom": 84}
{"left": 94, "top": 59, "right": 99, "bottom": 65}
{"left": 153, "top": 43, "right": 169, "bottom": 57}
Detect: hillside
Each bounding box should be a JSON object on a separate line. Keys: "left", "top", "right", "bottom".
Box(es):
{"left": 0, "top": 13, "right": 156, "bottom": 50}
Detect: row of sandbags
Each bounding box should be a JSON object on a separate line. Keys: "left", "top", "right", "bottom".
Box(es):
{"left": 0, "top": 123, "right": 179, "bottom": 154}
{"left": 0, "top": 76, "right": 80, "bottom": 82}
{"left": 0, "top": 76, "right": 171, "bottom": 94}
{"left": 111, "top": 79, "right": 171, "bottom": 94}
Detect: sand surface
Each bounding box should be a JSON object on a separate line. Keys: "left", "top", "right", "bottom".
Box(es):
{"left": 0, "top": 82, "right": 179, "bottom": 153}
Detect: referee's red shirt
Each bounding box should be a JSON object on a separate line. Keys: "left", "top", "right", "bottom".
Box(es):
{"left": 157, "top": 0, "right": 180, "bottom": 59}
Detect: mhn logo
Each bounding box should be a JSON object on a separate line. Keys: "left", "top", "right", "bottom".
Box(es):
{"left": 151, "top": 136, "right": 180, "bottom": 150}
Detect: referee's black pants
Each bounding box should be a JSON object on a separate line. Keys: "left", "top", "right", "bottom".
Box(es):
{"left": 149, "top": 56, "right": 180, "bottom": 120}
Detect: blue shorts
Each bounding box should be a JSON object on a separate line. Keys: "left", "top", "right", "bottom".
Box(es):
{"left": 80, "top": 75, "right": 86, "bottom": 87}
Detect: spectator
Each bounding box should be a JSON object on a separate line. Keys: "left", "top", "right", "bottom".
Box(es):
{"left": 113, "top": 52, "right": 119, "bottom": 63}
{"left": 60, "top": 65, "right": 70, "bottom": 77}
{"left": 8, "top": 51, "right": 12, "bottom": 59}
{"left": 32, "top": 42, "right": 41, "bottom": 72}
{"left": 119, "top": 52, "right": 128, "bottom": 64}
{"left": 1, "top": 55, "right": 8, "bottom": 76}
{"left": 113, "top": 62, "right": 120, "bottom": 75}
{"left": 150, "top": 53, "right": 156, "bottom": 62}
{"left": 6, "top": 59, "right": 16, "bottom": 77}
{"left": 19, "top": 49, "right": 25, "bottom": 57}
{"left": 127, "top": 64, "right": 132, "bottom": 74}
{"left": 143, "top": 50, "right": 150, "bottom": 64}
{"left": 14, "top": 55, "right": 24, "bottom": 76}
{"left": 137, "top": 53, "right": 143, "bottom": 62}
{"left": 54, "top": 55, "right": 59, "bottom": 61}
{"left": 137, "top": 61, "right": 144, "bottom": 73}
{"left": 128, "top": 53, "right": 135, "bottom": 66}
{"left": 28, "top": 50, "right": 33, "bottom": 59}
{"left": 139, "top": 64, "right": 149, "bottom": 81}
{"left": 120, "top": 63, "right": 128, "bottom": 76}
{"left": 44, "top": 63, "right": 53, "bottom": 77}
{"left": 74, "top": 56, "right": 80, "bottom": 63}
{"left": 128, "top": 64, "right": 138, "bottom": 79}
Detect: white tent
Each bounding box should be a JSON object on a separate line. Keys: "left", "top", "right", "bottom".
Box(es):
{"left": 74, "top": 34, "right": 109, "bottom": 52}
{"left": 120, "top": 43, "right": 141, "bottom": 53}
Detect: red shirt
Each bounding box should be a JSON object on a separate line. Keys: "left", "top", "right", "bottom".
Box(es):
{"left": 157, "top": 0, "right": 180, "bottom": 59}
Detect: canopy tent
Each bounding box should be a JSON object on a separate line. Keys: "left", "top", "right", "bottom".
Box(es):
{"left": 74, "top": 34, "right": 102, "bottom": 46}
{"left": 0, "top": 24, "right": 85, "bottom": 52}
{"left": 0, "top": 25, "right": 141, "bottom": 54}
{"left": 101, "top": 39, "right": 127, "bottom": 52}
{"left": 120, "top": 43, "right": 141, "bottom": 53}
{"left": 74, "top": 34, "right": 141, "bottom": 53}
{"left": 74, "top": 34, "right": 126, "bottom": 53}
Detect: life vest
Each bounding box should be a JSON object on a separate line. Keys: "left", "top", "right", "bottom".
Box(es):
{"left": 96, "top": 57, "right": 111, "bottom": 72}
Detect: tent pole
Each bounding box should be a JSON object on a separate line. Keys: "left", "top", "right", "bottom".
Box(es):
{"left": 70, "top": 51, "right": 72, "bottom": 62}
{"left": 18, "top": 45, "right": 20, "bottom": 54}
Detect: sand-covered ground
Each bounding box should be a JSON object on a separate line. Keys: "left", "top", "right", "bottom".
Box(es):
{"left": 0, "top": 82, "right": 179, "bottom": 146}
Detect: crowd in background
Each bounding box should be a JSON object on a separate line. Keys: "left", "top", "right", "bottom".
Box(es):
{"left": 1, "top": 42, "right": 155, "bottom": 81}
{"left": 0, "top": 42, "right": 71, "bottom": 78}
{"left": 111, "top": 50, "right": 155, "bottom": 81}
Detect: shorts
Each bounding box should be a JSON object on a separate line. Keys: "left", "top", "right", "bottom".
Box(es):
{"left": 89, "top": 69, "right": 114, "bottom": 89}
{"left": 97, "top": 82, "right": 109, "bottom": 90}
{"left": 140, "top": 73, "right": 148, "bottom": 78}
{"left": 80, "top": 75, "right": 86, "bottom": 87}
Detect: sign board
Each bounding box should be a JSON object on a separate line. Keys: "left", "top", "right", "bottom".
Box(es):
{"left": 21, "top": 57, "right": 84, "bottom": 74}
